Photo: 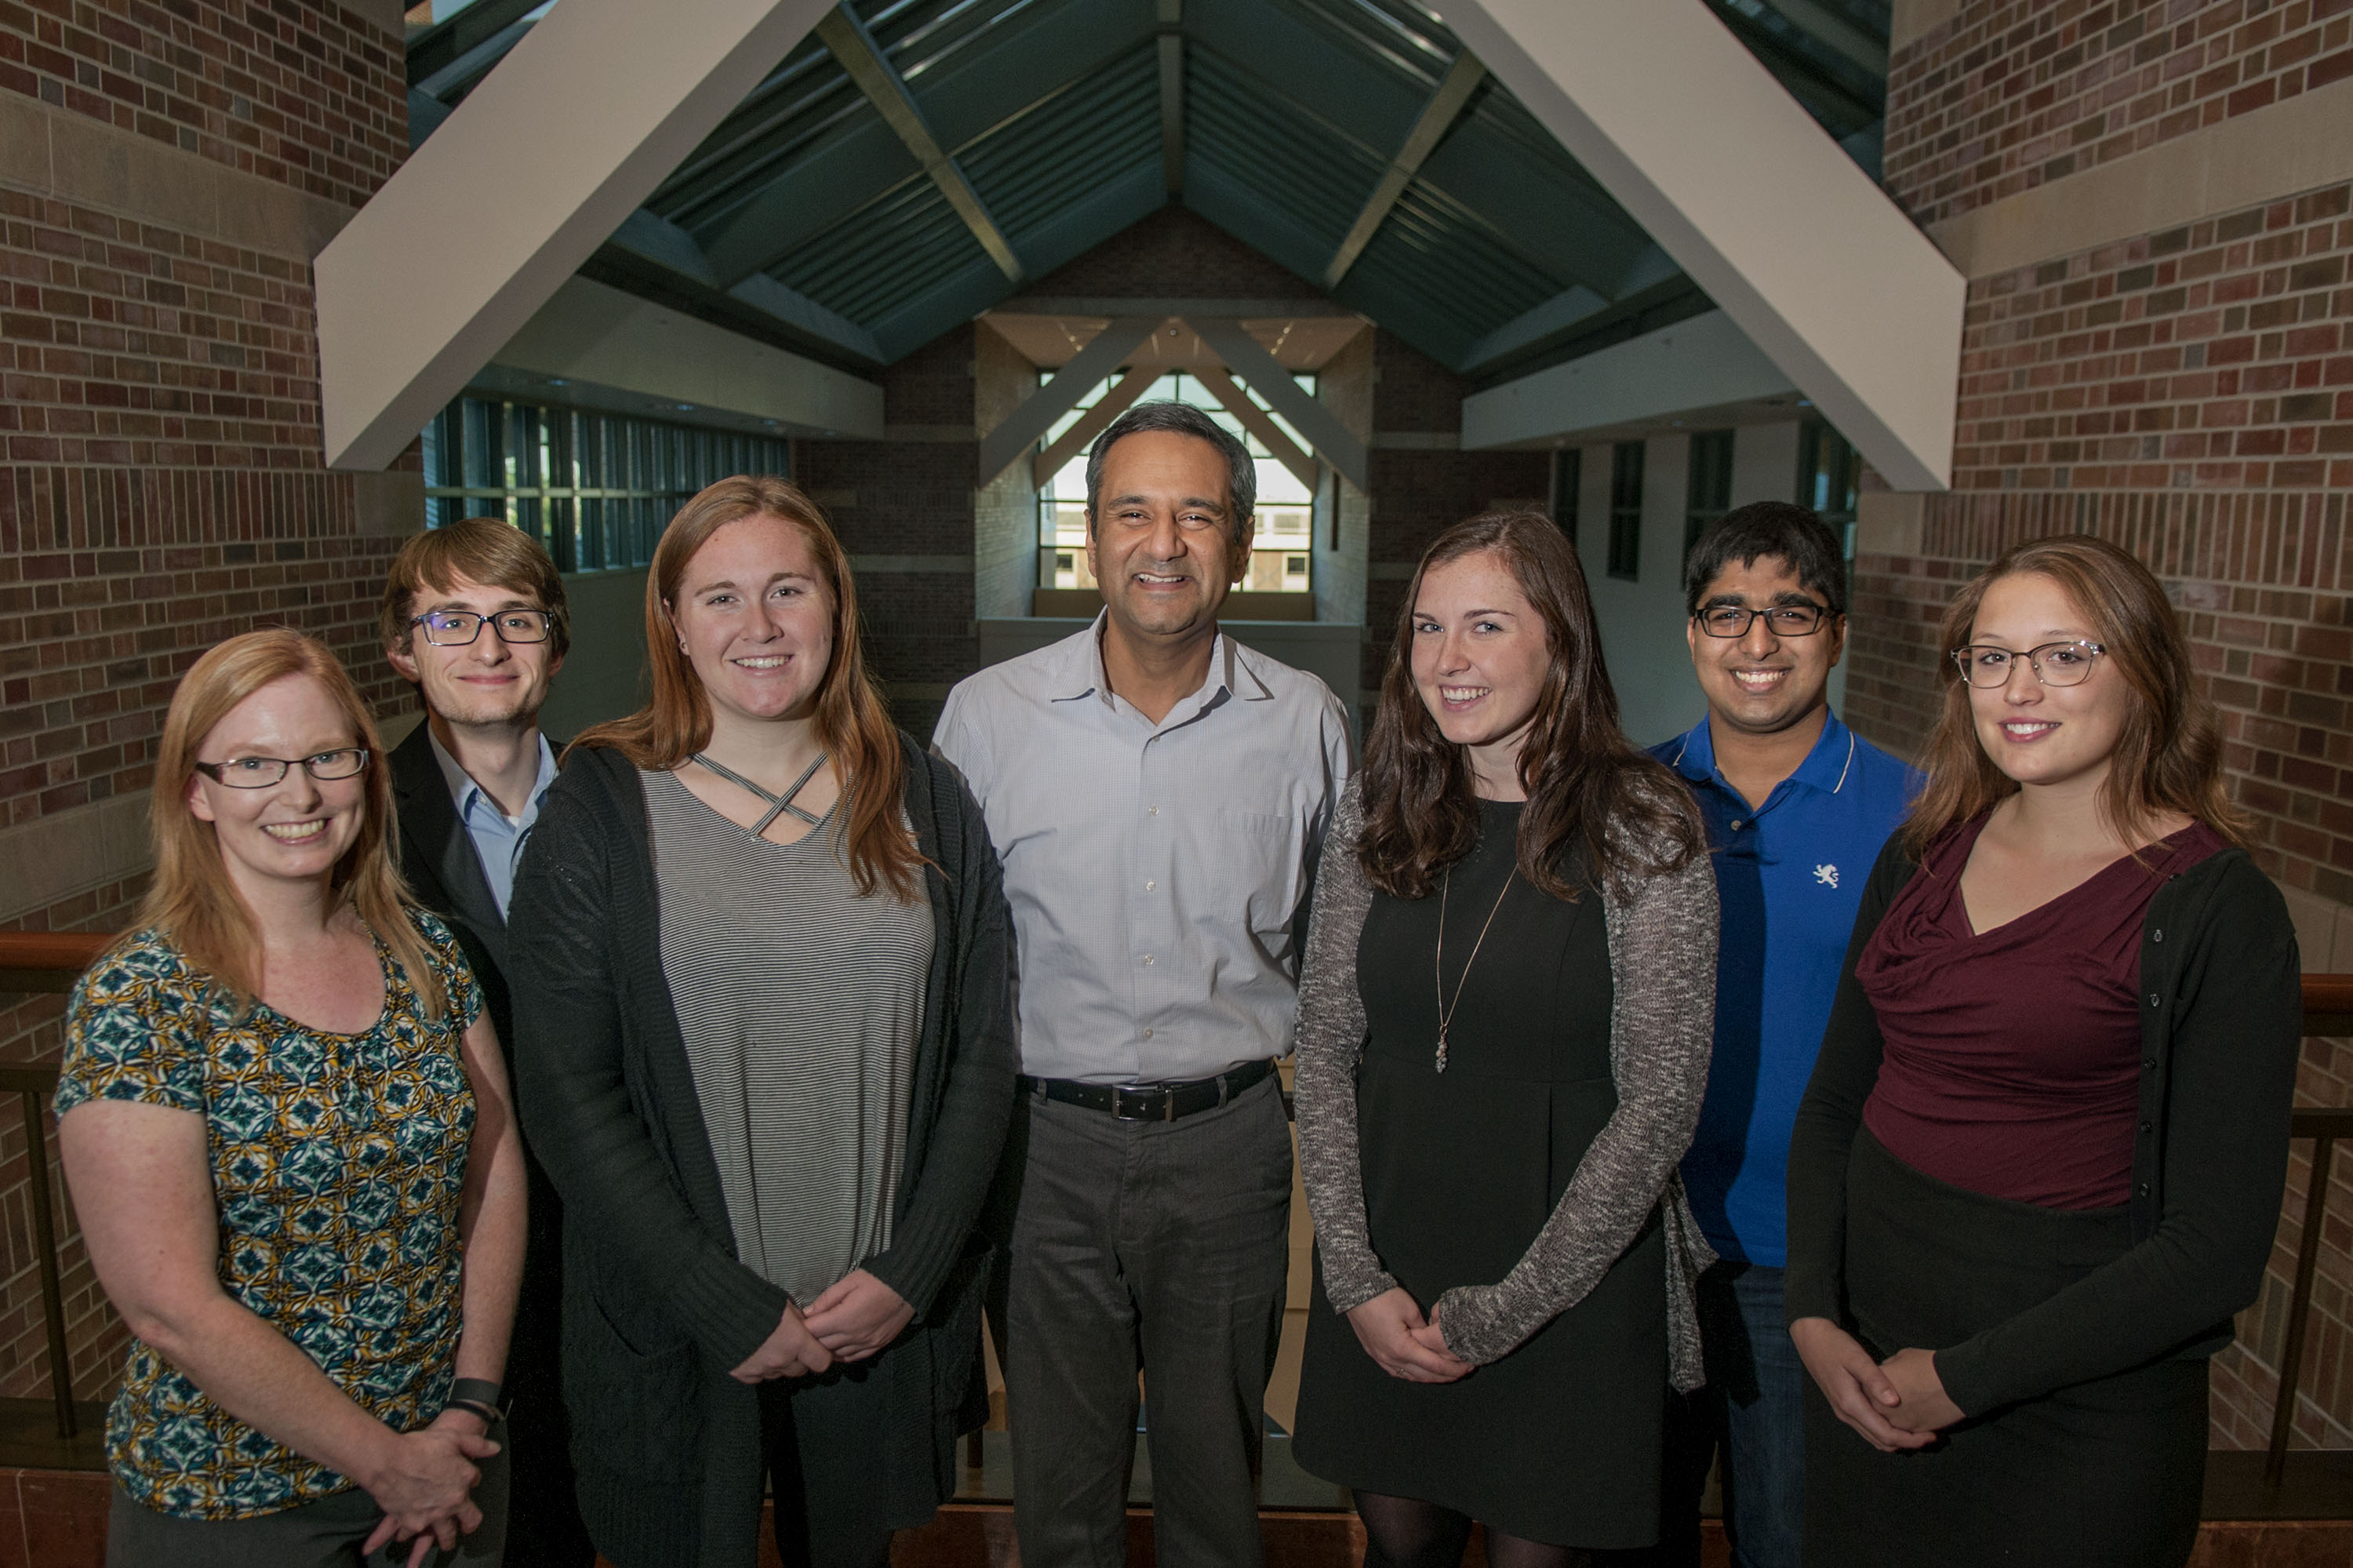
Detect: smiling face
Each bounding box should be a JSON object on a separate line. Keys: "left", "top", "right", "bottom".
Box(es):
{"left": 1087, "top": 428, "right": 1255, "bottom": 643}
{"left": 668, "top": 512, "right": 835, "bottom": 734}
{"left": 386, "top": 570, "right": 562, "bottom": 729}
{"left": 185, "top": 672, "right": 368, "bottom": 897}
{"left": 1410, "top": 548, "right": 1554, "bottom": 793}
{"left": 1686, "top": 554, "right": 1845, "bottom": 738}
{"left": 1966, "top": 569, "right": 2130, "bottom": 795}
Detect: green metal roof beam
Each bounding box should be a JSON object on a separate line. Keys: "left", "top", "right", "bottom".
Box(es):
{"left": 815, "top": 4, "right": 1025, "bottom": 283}
{"left": 1322, "top": 47, "right": 1486, "bottom": 290}
{"left": 1158, "top": 0, "right": 1185, "bottom": 195}
{"left": 407, "top": 0, "right": 545, "bottom": 89}
{"left": 1756, "top": 0, "right": 1887, "bottom": 77}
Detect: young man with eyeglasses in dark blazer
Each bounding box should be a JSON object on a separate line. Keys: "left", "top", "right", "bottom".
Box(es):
{"left": 382, "top": 517, "right": 593, "bottom": 1568}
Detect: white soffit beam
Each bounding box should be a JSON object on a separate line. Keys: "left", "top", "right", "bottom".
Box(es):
{"left": 1184, "top": 318, "right": 1369, "bottom": 493}
{"left": 316, "top": 0, "right": 835, "bottom": 471}
{"left": 1461, "top": 309, "right": 1795, "bottom": 449}
{"left": 491, "top": 278, "right": 885, "bottom": 440}
{"left": 1437, "top": 0, "right": 1962, "bottom": 489}
{"left": 976, "top": 315, "right": 1167, "bottom": 486}
{"left": 1191, "top": 366, "right": 1322, "bottom": 496}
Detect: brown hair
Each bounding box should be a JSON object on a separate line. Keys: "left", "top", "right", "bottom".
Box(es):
{"left": 1901, "top": 533, "right": 2245, "bottom": 859}
{"left": 1358, "top": 511, "right": 1703, "bottom": 901}
{"left": 575, "top": 475, "right": 922, "bottom": 900}
{"left": 133, "top": 629, "right": 445, "bottom": 1018}
{"left": 380, "top": 517, "right": 571, "bottom": 660}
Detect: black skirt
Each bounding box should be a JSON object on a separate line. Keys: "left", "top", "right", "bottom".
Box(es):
{"left": 1806, "top": 1129, "right": 2209, "bottom": 1568}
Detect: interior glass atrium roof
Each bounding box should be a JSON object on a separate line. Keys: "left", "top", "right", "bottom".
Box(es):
{"left": 405, "top": 0, "right": 1890, "bottom": 384}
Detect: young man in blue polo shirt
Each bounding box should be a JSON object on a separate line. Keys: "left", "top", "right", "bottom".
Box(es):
{"left": 1649, "top": 502, "right": 1918, "bottom": 1568}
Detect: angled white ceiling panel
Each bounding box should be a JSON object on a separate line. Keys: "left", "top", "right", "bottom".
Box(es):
{"left": 318, "top": 0, "right": 835, "bottom": 471}
{"left": 1438, "top": 0, "right": 1961, "bottom": 489}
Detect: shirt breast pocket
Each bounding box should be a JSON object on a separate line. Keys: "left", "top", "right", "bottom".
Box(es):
{"left": 1217, "top": 809, "right": 1307, "bottom": 952}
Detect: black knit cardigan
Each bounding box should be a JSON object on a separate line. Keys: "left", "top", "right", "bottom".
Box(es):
{"left": 506, "top": 735, "right": 1014, "bottom": 1568}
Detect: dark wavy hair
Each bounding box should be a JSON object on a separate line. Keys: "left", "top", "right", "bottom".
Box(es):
{"left": 1901, "top": 533, "right": 2246, "bottom": 860}
{"left": 1359, "top": 511, "right": 1703, "bottom": 902}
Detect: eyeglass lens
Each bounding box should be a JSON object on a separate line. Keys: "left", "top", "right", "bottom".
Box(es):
{"left": 419, "top": 610, "right": 552, "bottom": 646}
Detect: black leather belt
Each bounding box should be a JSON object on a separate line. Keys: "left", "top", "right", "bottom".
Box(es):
{"left": 1021, "top": 1057, "right": 1277, "bottom": 1122}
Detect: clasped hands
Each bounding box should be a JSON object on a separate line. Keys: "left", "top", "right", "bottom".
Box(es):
{"left": 729, "top": 1268, "right": 914, "bottom": 1384}
{"left": 1346, "top": 1286, "right": 1473, "bottom": 1384}
{"left": 358, "top": 1407, "right": 500, "bottom": 1567}
{"left": 1791, "top": 1316, "right": 1965, "bottom": 1453}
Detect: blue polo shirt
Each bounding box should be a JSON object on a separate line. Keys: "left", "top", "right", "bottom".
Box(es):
{"left": 1650, "top": 711, "right": 1919, "bottom": 1267}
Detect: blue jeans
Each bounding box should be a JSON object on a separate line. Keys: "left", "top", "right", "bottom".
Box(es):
{"left": 1659, "top": 1261, "right": 1805, "bottom": 1568}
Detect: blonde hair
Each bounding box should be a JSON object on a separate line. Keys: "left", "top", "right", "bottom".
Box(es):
{"left": 136, "top": 629, "right": 445, "bottom": 1018}
{"left": 575, "top": 475, "right": 922, "bottom": 901}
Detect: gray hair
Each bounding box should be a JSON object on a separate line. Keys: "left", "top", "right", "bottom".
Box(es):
{"left": 1083, "top": 400, "right": 1256, "bottom": 543}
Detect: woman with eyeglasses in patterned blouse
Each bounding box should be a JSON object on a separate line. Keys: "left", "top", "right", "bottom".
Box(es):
{"left": 57, "top": 628, "right": 527, "bottom": 1568}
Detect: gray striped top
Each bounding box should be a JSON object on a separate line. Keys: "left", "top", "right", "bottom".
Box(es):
{"left": 643, "top": 768, "right": 933, "bottom": 1304}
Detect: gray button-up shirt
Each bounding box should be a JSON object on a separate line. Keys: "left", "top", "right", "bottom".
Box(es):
{"left": 933, "top": 617, "right": 1353, "bottom": 1085}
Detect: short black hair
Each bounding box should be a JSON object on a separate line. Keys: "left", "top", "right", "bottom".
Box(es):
{"left": 1682, "top": 501, "right": 1848, "bottom": 617}
{"left": 1085, "top": 401, "right": 1256, "bottom": 543}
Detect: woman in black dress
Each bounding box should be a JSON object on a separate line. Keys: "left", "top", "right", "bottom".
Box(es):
{"left": 1291, "top": 511, "right": 1718, "bottom": 1565}
{"left": 1785, "top": 535, "right": 2302, "bottom": 1566}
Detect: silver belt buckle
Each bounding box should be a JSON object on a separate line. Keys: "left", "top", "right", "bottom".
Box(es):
{"left": 1113, "top": 1082, "right": 1168, "bottom": 1122}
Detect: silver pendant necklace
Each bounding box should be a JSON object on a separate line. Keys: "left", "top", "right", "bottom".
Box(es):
{"left": 1433, "top": 864, "right": 1515, "bottom": 1073}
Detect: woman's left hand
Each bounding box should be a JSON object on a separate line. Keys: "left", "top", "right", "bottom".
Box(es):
{"left": 803, "top": 1269, "right": 914, "bottom": 1362}
{"left": 1881, "top": 1347, "right": 1964, "bottom": 1434}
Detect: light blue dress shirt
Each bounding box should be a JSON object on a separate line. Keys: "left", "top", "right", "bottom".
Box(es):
{"left": 427, "top": 728, "right": 558, "bottom": 920}
{"left": 933, "top": 616, "right": 1355, "bottom": 1084}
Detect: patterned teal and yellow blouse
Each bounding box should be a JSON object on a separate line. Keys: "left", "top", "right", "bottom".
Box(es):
{"left": 55, "top": 911, "right": 483, "bottom": 1521}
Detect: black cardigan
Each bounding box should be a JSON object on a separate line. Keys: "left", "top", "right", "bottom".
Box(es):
{"left": 505, "top": 736, "right": 1014, "bottom": 1568}
{"left": 1784, "top": 831, "right": 2302, "bottom": 1418}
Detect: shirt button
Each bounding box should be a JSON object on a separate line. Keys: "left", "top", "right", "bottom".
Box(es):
{"left": 2137, "top": 1182, "right": 2151, "bottom": 1198}
{"left": 2143, "top": 1057, "right": 2157, "bottom": 1070}
{"left": 2139, "top": 1121, "right": 2152, "bottom": 1134}
{"left": 1729, "top": 820, "right": 1744, "bottom": 831}
{"left": 1145, "top": 879, "right": 1156, "bottom": 891}
{"left": 1142, "top": 1028, "right": 1154, "bottom": 1039}
{"left": 1143, "top": 955, "right": 1155, "bottom": 966}
{"left": 2145, "top": 993, "right": 2160, "bottom": 1007}
{"left": 1147, "top": 805, "right": 1159, "bottom": 816}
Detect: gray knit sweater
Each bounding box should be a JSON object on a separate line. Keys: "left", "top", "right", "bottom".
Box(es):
{"left": 1293, "top": 778, "right": 1719, "bottom": 1390}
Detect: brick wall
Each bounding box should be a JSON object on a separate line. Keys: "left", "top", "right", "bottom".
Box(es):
{"left": 0, "top": 0, "right": 405, "bottom": 212}
{"left": 1019, "top": 203, "right": 1324, "bottom": 301}
{"left": 0, "top": 0, "right": 407, "bottom": 1407}
{"left": 1885, "top": 0, "right": 2353, "bottom": 231}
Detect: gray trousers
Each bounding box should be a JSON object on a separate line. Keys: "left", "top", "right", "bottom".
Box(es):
{"left": 106, "top": 1417, "right": 508, "bottom": 1568}
{"left": 1005, "top": 1073, "right": 1292, "bottom": 1568}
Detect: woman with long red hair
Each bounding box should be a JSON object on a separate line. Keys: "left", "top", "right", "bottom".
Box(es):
{"left": 505, "top": 477, "right": 1013, "bottom": 1568}
{"left": 1786, "top": 535, "right": 2301, "bottom": 1566}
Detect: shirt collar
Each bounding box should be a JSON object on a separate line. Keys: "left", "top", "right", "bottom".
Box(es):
{"left": 426, "top": 725, "right": 558, "bottom": 824}
{"left": 1046, "top": 610, "right": 1267, "bottom": 714}
{"left": 1664, "top": 709, "right": 1858, "bottom": 798}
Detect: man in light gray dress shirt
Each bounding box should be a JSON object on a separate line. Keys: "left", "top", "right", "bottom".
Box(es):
{"left": 933, "top": 402, "right": 1351, "bottom": 1568}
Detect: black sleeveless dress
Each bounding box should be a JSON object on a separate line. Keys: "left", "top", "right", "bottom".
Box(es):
{"left": 1292, "top": 801, "right": 1667, "bottom": 1548}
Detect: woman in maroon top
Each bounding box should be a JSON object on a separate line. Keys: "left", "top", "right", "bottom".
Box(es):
{"left": 1784, "top": 536, "right": 2301, "bottom": 1567}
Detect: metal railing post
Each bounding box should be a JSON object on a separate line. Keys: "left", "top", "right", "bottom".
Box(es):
{"left": 19, "top": 1086, "right": 76, "bottom": 1440}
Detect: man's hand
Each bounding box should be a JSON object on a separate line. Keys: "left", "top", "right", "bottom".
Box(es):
{"left": 1881, "top": 1346, "right": 1965, "bottom": 1435}
{"left": 1791, "top": 1316, "right": 1934, "bottom": 1453}
{"left": 1345, "top": 1288, "right": 1471, "bottom": 1384}
{"left": 803, "top": 1269, "right": 915, "bottom": 1362}
{"left": 357, "top": 1413, "right": 498, "bottom": 1566}
{"left": 729, "top": 1301, "right": 835, "bottom": 1384}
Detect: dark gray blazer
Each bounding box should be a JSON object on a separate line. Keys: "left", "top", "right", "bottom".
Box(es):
{"left": 505, "top": 736, "right": 1015, "bottom": 1568}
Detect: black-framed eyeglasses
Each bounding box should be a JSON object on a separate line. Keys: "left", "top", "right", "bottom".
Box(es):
{"left": 192, "top": 749, "right": 370, "bottom": 788}
{"left": 411, "top": 609, "right": 555, "bottom": 646}
{"left": 1951, "top": 639, "right": 2108, "bottom": 689}
{"left": 1693, "top": 602, "right": 1833, "bottom": 638}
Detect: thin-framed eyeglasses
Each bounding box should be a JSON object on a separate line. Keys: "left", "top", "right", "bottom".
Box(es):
{"left": 191, "top": 749, "right": 371, "bottom": 788}
{"left": 1694, "top": 602, "right": 1832, "bottom": 638}
{"left": 411, "top": 609, "right": 555, "bottom": 646}
{"left": 1951, "top": 639, "right": 2108, "bottom": 689}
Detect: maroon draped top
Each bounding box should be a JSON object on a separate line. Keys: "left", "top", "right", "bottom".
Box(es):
{"left": 1857, "top": 813, "right": 2228, "bottom": 1210}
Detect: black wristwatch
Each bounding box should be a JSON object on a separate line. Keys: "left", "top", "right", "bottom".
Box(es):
{"left": 445, "top": 1377, "right": 504, "bottom": 1426}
